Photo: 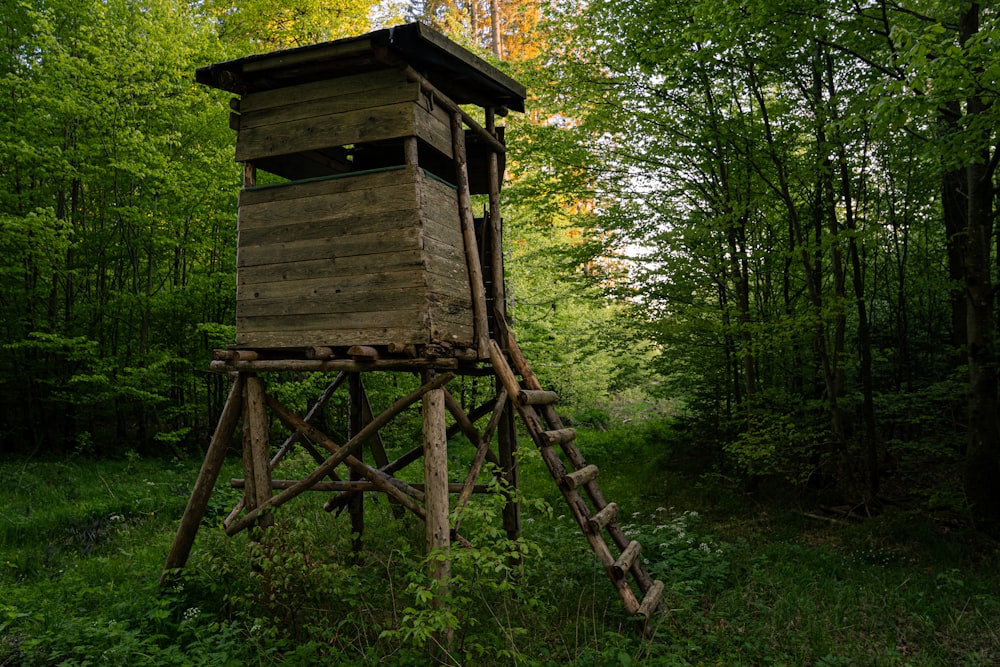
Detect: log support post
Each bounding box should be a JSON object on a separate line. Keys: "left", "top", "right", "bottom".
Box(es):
{"left": 451, "top": 112, "right": 490, "bottom": 359}
{"left": 348, "top": 372, "right": 365, "bottom": 553}
{"left": 486, "top": 107, "right": 507, "bottom": 332}
{"left": 498, "top": 400, "right": 520, "bottom": 542}
{"left": 422, "top": 370, "right": 452, "bottom": 649}
{"left": 242, "top": 374, "right": 273, "bottom": 530}
{"left": 161, "top": 374, "right": 246, "bottom": 582}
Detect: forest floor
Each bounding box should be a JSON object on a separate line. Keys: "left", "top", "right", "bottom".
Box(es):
{"left": 1, "top": 421, "right": 999, "bottom": 665}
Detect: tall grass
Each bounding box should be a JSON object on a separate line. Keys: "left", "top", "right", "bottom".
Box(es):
{"left": 2, "top": 421, "right": 999, "bottom": 665}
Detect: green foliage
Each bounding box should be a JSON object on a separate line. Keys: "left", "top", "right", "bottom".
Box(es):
{"left": 198, "top": 0, "right": 376, "bottom": 52}
{"left": 381, "top": 483, "right": 552, "bottom": 664}
{"left": 721, "top": 391, "right": 830, "bottom": 483}
{"left": 2, "top": 453, "right": 1000, "bottom": 665}
{"left": 515, "top": 0, "right": 1000, "bottom": 513}
{"left": 0, "top": 0, "right": 242, "bottom": 456}
{"left": 624, "top": 509, "right": 736, "bottom": 600}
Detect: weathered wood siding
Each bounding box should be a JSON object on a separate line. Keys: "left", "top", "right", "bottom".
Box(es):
{"left": 235, "top": 68, "right": 453, "bottom": 163}
{"left": 235, "top": 166, "right": 473, "bottom": 349}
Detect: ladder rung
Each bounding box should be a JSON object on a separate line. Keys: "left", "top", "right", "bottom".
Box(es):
{"left": 612, "top": 540, "right": 642, "bottom": 578}
{"left": 561, "top": 464, "right": 598, "bottom": 490}
{"left": 635, "top": 580, "right": 665, "bottom": 619}
{"left": 540, "top": 428, "right": 576, "bottom": 446}
{"left": 588, "top": 502, "right": 619, "bottom": 533}
{"left": 518, "top": 389, "right": 559, "bottom": 405}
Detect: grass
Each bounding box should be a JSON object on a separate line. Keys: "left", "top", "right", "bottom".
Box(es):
{"left": 1, "top": 421, "right": 999, "bottom": 665}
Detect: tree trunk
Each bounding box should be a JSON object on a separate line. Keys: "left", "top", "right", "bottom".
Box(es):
{"left": 963, "top": 150, "right": 999, "bottom": 535}
{"left": 826, "top": 45, "right": 880, "bottom": 502}
{"left": 958, "top": 2, "right": 1000, "bottom": 537}
{"left": 489, "top": 0, "right": 502, "bottom": 58}
{"left": 941, "top": 149, "right": 969, "bottom": 354}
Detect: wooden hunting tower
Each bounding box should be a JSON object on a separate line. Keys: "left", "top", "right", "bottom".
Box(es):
{"left": 164, "top": 23, "right": 663, "bottom": 635}
{"left": 200, "top": 22, "right": 522, "bottom": 355}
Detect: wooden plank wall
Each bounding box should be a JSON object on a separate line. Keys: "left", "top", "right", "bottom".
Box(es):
{"left": 420, "top": 176, "right": 474, "bottom": 346}
{"left": 235, "top": 167, "right": 473, "bottom": 349}
{"left": 235, "top": 68, "right": 453, "bottom": 164}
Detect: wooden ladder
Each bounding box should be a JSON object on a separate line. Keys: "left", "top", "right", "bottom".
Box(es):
{"left": 490, "top": 335, "right": 665, "bottom": 635}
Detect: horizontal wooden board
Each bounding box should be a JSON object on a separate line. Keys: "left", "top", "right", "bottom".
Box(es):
{"left": 236, "top": 102, "right": 413, "bottom": 162}
{"left": 238, "top": 207, "right": 420, "bottom": 247}
{"left": 237, "top": 270, "right": 472, "bottom": 315}
{"left": 422, "top": 234, "right": 468, "bottom": 272}
{"left": 237, "top": 285, "right": 472, "bottom": 320}
{"left": 238, "top": 307, "right": 428, "bottom": 334}
{"left": 429, "top": 327, "right": 474, "bottom": 346}
{"left": 235, "top": 327, "right": 427, "bottom": 349}
{"left": 238, "top": 190, "right": 417, "bottom": 235}
{"left": 419, "top": 178, "right": 463, "bottom": 248}
{"left": 238, "top": 226, "right": 421, "bottom": 268}
{"left": 239, "top": 68, "right": 412, "bottom": 114}
{"left": 239, "top": 187, "right": 419, "bottom": 232}
{"left": 425, "top": 272, "right": 471, "bottom": 298}
{"left": 235, "top": 100, "right": 452, "bottom": 163}
{"left": 235, "top": 319, "right": 474, "bottom": 349}
{"left": 236, "top": 249, "right": 427, "bottom": 285}
{"left": 237, "top": 269, "right": 427, "bottom": 302}
{"left": 413, "top": 102, "right": 454, "bottom": 160}
{"left": 427, "top": 304, "right": 476, "bottom": 343}
{"left": 236, "top": 255, "right": 470, "bottom": 307}
{"left": 240, "top": 82, "right": 420, "bottom": 131}
{"left": 238, "top": 286, "right": 429, "bottom": 319}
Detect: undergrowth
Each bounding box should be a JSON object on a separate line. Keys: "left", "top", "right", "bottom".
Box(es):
{"left": 1, "top": 421, "right": 998, "bottom": 665}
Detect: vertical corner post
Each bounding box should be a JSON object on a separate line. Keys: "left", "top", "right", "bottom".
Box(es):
{"left": 242, "top": 374, "right": 273, "bottom": 529}
{"left": 451, "top": 111, "right": 491, "bottom": 359}
{"left": 422, "top": 369, "right": 453, "bottom": 648}
{"left": 348, "top": 372, "right": 365, "bottom": 553}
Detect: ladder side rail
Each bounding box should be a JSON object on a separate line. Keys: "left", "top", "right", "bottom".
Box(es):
{"left": 491, "top": 338, "right": 660, "bottom": 612}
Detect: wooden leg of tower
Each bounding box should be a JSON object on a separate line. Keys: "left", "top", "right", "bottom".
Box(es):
{"left": 348, "top": 373, "right": 364, "bottom": 553}
{"left": 243, "top": 374, "right": 273, "bottom": 529}
{"left": 161, "top": 374, "right": 245, "bottom": 582}
{"left": 422, "top": 370, "right": 452, "bottom": 648}
{"left": 498, "top": 403, "right": 521, "bottom": 542}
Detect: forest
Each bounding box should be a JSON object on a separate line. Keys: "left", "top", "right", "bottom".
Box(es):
{"left": 1, "top": 0, "right": 998, "bottom": 664}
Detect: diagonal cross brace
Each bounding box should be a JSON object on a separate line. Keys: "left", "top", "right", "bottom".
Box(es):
{"left": 225, "top": 372, "right": 455, "bottom": 536}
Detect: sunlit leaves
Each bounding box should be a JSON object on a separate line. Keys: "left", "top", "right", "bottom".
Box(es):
{"left": 198, "top": 0, "right": 374, "bottom": 52}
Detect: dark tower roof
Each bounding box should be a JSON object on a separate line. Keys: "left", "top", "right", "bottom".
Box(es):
{"left": 195, "top": 22, "right": 526, "bottom": 113}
